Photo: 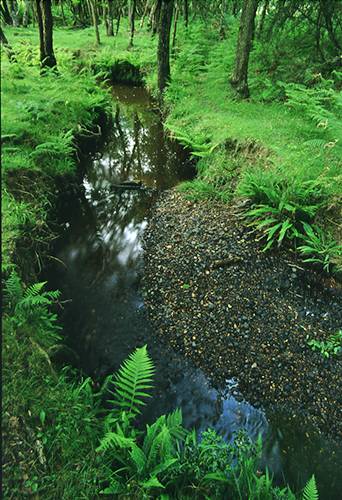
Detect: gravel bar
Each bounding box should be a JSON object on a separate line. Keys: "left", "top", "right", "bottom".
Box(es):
{"left": 143, "top": 190, "right": 342, "bottom": 440}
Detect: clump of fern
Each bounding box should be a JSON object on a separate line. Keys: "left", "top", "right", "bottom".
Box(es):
{"left": 237, "top": 169, "right": 325, "bottom": 250}
{"left": 4, "top": 271, "right": 61, "bottom": 347}
{"left": 97, "top": 345, "right": 187, "bottom": 496}
{"left": 298, "top": 223, "right": 342, "bottom": 274}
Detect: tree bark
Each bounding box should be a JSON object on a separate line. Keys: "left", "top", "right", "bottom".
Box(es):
{"left": 158, "top": 0, "right": 174, "bottom": 95}
{"left": 9, "top": 0, "right": 19, "bottom": 26}
{"left": 172, "top": 2, "right": 178, "bottom": 48}
{"left": 320, "top": 0, "right": 341, "bottom": 54}
{"left": 128, "top": 0, "right": 136, "bottom": 47}
{"left": 183, "top": 0, "right": 188, "bottom": 27}
{"left": 88, "top": 0, "right": 100, "bottom": 46}
{"left": 151, "top": 0, "right": 162, "bottom": 36}
{"left": 230, "top": 0, "right": 258, "bottom": 98}
{"left": 257, "top": 0, "right": 269, "bottom": 37}
{"left": 1, "top": 0, "right": 14, "bottom": 25}
{"left": 106, "top": 0, "right": 114, "bottom": 35}
{"left": 36, "top": 0, "right": 57, "bottom": 70}
{"left": 0, "top": 25, "right": 16, "bottom": 61}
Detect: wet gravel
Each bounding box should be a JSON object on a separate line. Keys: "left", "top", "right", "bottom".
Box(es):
{"left": 143, "top": 191, "right": 342, "bottom": 441}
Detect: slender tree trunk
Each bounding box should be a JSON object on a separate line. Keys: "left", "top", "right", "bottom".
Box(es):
{"left": 116, "top": 10, "right": 121, "bottom": 35}
{"left": 36, "top": 0, "right": 57, "bottom": 70}
{"left": 0, "top": 25, "right": 16, "bottom": 61}
{"left": 183, "top": 0, "right": 188, "bottom": 27}
{"left": 257, "top": 0, "right": 269, "bottom": 37}
{"left": 107, "top": 0, "right": 114, "bottom": 35}
{"left": 1, "top": 0, "right": 13, "bottom": 24}
{"left": 140, "top": 0, "right": 150, "bottom": 28}
{"left": 88, "top": 0, "right": 100, "bottom": 45}
{"left": 9, "top": 0, "right": 19, "bottom": 26}
{"left": 172, "top": 2, "right": 178, "bottom": 48}
{"left": 128, "top": 0, "right": 136, "bottom": 47}
{"left": 152, "top": 0, "right": 162, "bottom": 36}
{"left": 59, "top": 0, "right": 66, "bottom": 25}
{"left": 230, "top": 0, "right": 258, "bottom": 98}
{"left": 320, "top": 0, "right": 341, "bottom": 53}
{"left": 158, "top": 0, "right": 174, "bottom": 95}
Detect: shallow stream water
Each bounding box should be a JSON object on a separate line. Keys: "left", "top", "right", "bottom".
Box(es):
{"left": 47, "top": 85, "right": 341, "bottom": 499}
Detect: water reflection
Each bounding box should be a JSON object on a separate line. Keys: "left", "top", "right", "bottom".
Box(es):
{"left": 48, "top": 85, "right": 341, "bottom": 500}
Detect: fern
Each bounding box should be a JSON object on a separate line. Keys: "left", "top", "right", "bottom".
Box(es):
{"left": 302, "top": 475, "right": 319, "bottom": 500}
{"left": 109, "top": 345, "right": 155, "bottom": 417}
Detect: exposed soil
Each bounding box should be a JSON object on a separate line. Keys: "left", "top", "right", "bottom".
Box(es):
{"left": 143, "top": 190, "right": 342, "bottom": 441}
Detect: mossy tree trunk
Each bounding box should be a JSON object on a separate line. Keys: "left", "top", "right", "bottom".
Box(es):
{"left": 230, "top": 0, "right": 258, "bottom": 98}
{"left": 36, "top": 0, "right": 57, "bottom": 71}
{"left": 157, "top": 0, "right": 174, "bottom": 95}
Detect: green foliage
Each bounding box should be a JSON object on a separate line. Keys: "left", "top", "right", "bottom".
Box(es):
{"left": 302, "top": 475, "right": 319, "bottom": 500}
{"left": 308, "top": 330, "right": 342, "bottom": 359}
{"left": 281, "top": 80, "right": 342, "bottom": 148}
{"left": 238, "top": 170, "right": 324, "bottom": 250}
{"left": 298, "top": 223, "right": 342, "bottom": 273}
{"left": 5, "top": 272, "right": 61, "bottom": 347}
{"left": 97, "top": 347, "right": 296, "bottom": 499}
{"left": 108, "top": 344, "right": 155, "bottom": 418}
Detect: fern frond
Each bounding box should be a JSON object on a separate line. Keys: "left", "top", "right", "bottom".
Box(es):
{"left": 303, "top": 475, "right": 319, "bottom": 500}
{"left": 96, "top": 431, "right": 135, "bottom": 452}
{"left": 111, "top": 345, "right": 155, "bottom": 417}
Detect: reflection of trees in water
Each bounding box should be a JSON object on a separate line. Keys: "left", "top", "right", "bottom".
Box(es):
{"left": 64, "top": 99, "right": 192, "bottom": 285}
{"left": 80, "top": 184, "right": 153, "bottom": 285}
{"left": 98, "top": 102, "right": 190, "bottom": 188}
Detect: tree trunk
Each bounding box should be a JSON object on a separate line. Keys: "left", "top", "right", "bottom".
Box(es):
{"left": 158, "top": 0, "right": 174, "bottom": 95}
{"left": 1, "top": 0, "right": 14, "bottom": 25}
{"left": 36, "top": 0, "right": 57, "bottom": 71}
{"left": 116, "top": 11, "right": 121, "bottom": 35}
{"left": 230, "top": 0, "right": 258, "bottom": 98}
{"left": 257, "top": 0, "right": 269, "bottom": 37}
{"left": 140, "top": 0, "right": 150, "bottom": 28}
{"left": 60, "top": 0, "right": 66, "bottom": 25}
{"left": 172, "top": 2, "right": 178, "bottom": 48}
{"left": 9, "top": 0, "right": 19, "bottom": 26}
{"left": 107, "top": 0, "right": 114, "bottom": 35}
{"left": 152, "top": 0, "right": 162, "bottom": 36}
{"left": 0, "top": 25, "right": 16, "bottom": 61}
{"left": 128, "top": 0, "right": 136, "bottom": 47}
{"left": 22, "top": 0, "right": 31, "bottom": 26}
{"left": 183, "top": 0, "right": 188, "bottom": 27}
{"left": 88, "top": 0, "right": 100, "bottom": 46}
{"left": 320, "top": 0, "right": 341, "bottom": 54}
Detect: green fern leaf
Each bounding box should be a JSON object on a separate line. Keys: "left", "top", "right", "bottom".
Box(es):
{"left": 96, "top": 431, "right": 135, "bottom": 452}
{"left": 302, "top": 475, "right": 319, "bottom": 500}
{"left": 111, "top": 345, "right": 155, "bottom": 417}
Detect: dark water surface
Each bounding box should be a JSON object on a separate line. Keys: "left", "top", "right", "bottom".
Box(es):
{"left": 47, "top": 85, "right": 341, "bottom": 499}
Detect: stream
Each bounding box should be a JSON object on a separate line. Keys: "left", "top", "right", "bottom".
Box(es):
{"left": 47, "top": 84, "right": 341, "bottom": 499}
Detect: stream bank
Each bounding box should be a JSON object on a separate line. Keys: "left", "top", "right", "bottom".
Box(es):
{"left": 143, "top": 189, "right": 342, "bottom": 497}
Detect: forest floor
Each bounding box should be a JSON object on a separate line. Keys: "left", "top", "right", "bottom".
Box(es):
{"left": 143, "top": 191, "right": 342, "bottom": 442}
